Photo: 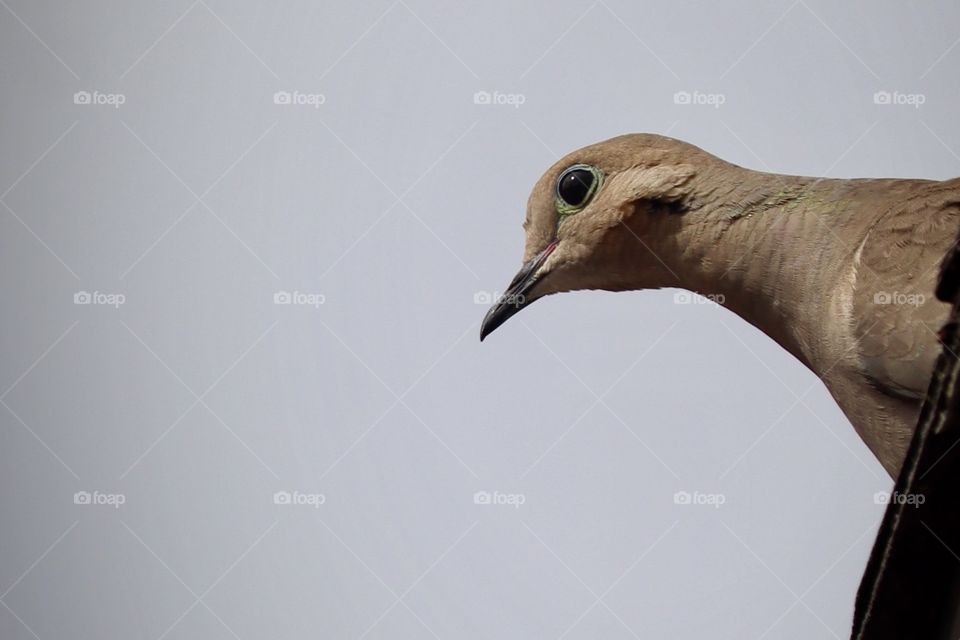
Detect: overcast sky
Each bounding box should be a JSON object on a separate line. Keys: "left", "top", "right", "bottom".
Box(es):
{"left": 1, "top": 2, "right": 959, "bottom": 639}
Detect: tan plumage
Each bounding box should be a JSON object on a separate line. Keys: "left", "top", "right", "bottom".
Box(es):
{"left": 480, "top": 133, "right": 960, "bottom": 477}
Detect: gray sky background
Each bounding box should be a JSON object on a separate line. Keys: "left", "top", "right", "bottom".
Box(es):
{"left": 2, "top": 2, "right": 959, "bottom": 639}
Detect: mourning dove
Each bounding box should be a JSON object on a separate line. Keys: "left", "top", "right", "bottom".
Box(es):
{"left": 480, "top": 134, "right": 960, "bottom": 477}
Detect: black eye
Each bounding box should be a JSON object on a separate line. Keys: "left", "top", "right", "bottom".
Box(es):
{"left": 556, "top": 165, "right": 600, "bottom": 211}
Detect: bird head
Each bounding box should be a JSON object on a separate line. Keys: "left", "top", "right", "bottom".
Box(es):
{"left": 480, "top": 133, "right": 715, "bottom": 340}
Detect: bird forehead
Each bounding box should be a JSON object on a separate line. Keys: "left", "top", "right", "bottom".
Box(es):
{"left": 550, "top": 135, "right": 679, "bottom": 172}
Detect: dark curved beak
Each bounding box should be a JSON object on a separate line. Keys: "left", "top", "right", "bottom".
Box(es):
{"left": 480, "top": 242, "right": 556, "bottom": 341}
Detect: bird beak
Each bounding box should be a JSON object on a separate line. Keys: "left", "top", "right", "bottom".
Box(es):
{"left": 480, "top": 242, "right": 557, "bottom": 341}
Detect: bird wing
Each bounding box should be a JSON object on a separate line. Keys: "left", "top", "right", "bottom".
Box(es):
{"left": 852, "top": 182, "right": 959, "bottom": 399}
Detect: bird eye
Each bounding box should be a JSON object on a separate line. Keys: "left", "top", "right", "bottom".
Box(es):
{"left": 555, "top": 164, "right": 602, "bottom": 214}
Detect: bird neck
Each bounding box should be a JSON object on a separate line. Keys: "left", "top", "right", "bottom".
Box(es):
{"left": 668, "top": 168, "right": 854, "bottom": 369}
